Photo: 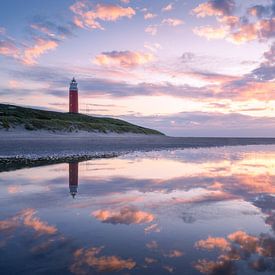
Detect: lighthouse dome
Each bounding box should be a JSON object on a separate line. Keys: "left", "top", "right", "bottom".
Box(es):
{"left": 70, "top": 77, "right": 78, "bottom": 91}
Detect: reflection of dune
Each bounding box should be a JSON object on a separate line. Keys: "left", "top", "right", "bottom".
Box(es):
{"left": 92, "top": 205, "right": 154, "bottom": 225}
{"left": 70, "top": 246, "right": 136, "bottom": 274}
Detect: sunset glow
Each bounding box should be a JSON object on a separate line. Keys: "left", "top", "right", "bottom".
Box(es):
{"left": 0, "top": 0, "right": 274, "bottom": 136}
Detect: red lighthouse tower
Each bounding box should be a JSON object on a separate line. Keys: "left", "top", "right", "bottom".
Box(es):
{"left": 69, "top": 77, "right": 78, "bottom": 113}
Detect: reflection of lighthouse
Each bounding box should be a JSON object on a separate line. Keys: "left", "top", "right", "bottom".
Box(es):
{"left": 69, "top": 77, "right": 78, "bottom": 113}
{"left": 69, "top": 162, "right": 79, "bottom": 198}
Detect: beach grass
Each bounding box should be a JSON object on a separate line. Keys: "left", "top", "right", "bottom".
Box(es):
{"left": 0, "top": 104, "right": 164, "bottom": 135}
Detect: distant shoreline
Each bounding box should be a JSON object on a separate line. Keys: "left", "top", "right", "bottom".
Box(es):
{"left": 1, "top": 135, "right": 275, "bottom": 172}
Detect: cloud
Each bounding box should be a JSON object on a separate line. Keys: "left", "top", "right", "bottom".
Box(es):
{"left": 22, "top": 38, "right": 58, "bottom": 65}
{"left": 70, "top": 246, "right": 136, "bottom": 273}
{"left": 192, "top": 0, "right": 235, "bottom": 17}
{"left": 29, "top": 17, "right": 74, "bottom": 39}
{"left": 0, "top": 17, "right": 72, "bottom": 65}
{"left": 144, "top": 42, "right": 162, "bottom": 52}
{"left": 227, "top": 19, "right": 275, "bottom": 44}
{"left": 92, "top": 206, "right": 154, "bottom": 225}
{"left": 70, "top": 1, "right": 135, "bottom": 30}
{"left": 193, "top": 25, "right": 228, "bottom": 39}
{"left": 94, "top": 50, "right": 154, "bottom": 68}
{"left": 162, "top": 18, "right": 184, "bottom": 27}
{"left": 0, "top": 39, "right": 20, "bottom": 58}
{"left": 144, "top": 12, "right": 157, "bottom": 20}
{"left": 248, "top": 1, "right": 275, "bottom": 19}
{"left": 145, "top": 24, "right": 158, "bottom": 35}
{"left": 145, "top": 17, "right": 184, "bottom": 36}
{"left": 162, "top": 3, "right": 173, "bottom": 12}
{"left": 192, "top": 0, "right": 275, "bottom": 43}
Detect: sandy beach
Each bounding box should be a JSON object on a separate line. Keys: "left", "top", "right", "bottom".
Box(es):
{"left": 1, "top": 130, "right": 275, "bottom": 163}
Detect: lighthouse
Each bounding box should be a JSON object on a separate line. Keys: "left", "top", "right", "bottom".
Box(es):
{"left": 69, "top": 77, "right": 78, "bottom": 113}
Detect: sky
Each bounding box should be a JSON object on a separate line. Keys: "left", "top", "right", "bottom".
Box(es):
{"left": 0, "top": 0, "right": 274, "bottom": 137}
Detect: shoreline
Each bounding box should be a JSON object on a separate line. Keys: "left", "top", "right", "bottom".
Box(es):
{"left": 1, "top": 135, "right": 275, "bottom": 172}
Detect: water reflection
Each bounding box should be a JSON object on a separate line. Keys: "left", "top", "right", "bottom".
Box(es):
{"left": 0, "top": 145, "right": 275, "bottom": 274}
{"left": 69, "top": 162, "right": 78, "bottom": 198}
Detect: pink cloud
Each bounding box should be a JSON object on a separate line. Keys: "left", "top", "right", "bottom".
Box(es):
{"left": 22, "top": 38, "right": 58, "bottom": 65}
{"left": 162, "top": 3, "right": 173, "bottom": 12}
{"left": 162, "top": 18, "right": 184, "bottom": 27}
{"left": 144, "top": 12, "right": 157, "bottom": 20}
{"left": 94, "top": 50, "right": 154, "bottom": 68}
{"left": 0, "top": 40, "right": 20, "bottom": 58}
{"left": 192, "top": 1, "right": 274, "bottom": 44}
{"left": 145, "top": 25, "right": 158, "bottom": 35}
{"left": 70, "top": 1, "right": 135, "bottom": 30}
{"left": 192, "top": 0, "right": 235, "bottom": 17}
{"left": 193, "top": 25, "right": 228, "bottom": 39}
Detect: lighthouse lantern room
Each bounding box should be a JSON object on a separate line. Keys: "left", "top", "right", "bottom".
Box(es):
{"left": 69, "top": 77, "right": 78, "bottom": 113}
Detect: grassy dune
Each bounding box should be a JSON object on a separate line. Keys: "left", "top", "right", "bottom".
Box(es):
{"left": 0, "top": 104, "right": 164, "bottom": 135}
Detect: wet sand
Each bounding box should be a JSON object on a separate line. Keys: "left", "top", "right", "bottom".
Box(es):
{"left": 1, "top": 134, "right": 275, "bottom": 159}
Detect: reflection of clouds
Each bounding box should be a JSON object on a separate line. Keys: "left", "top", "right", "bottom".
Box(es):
{"left": 2, "top": 147, "right": 275, "bottom": 214}
{"left": 0, "top": 216, "right": 18, "bottom": 232}
{"left": 195, "top": 237, "right": 230, "bottom": 251}
{"left": 21, "top": 209, "right": 57, "bottom": 235}
{"left": 7, "top": 185, "right": 21, "bottom": 194}
{"left": 144, "top": 223, "right": 160, "bottom": 234}
{"left": 92, "top": 205, "right": 154, "bottom": 225}
{"left": 145, "top": 257, "right": 157, "bottom": 264}
{"left": 70, "top": 246, "right": 136, "bottom": 274}
{"left": 254, "top": 195, "right": 275, "bottom": 232}
{"left": 164, "top": 249, "right": 184, "bottom": 258}
{"left": 173, "top": 190, "right": 238, "bottom": 204}
{"left": 146, "top": 240, "right": 158, "bottom": 250}
{"left": 163, "top": 265, "right": 174, "bottom": 273}
{"left": 0, "top": 208, "right": 57, "bottom": 236}
{"left": 194, "top": 230, "right": 275, "bottom": 274}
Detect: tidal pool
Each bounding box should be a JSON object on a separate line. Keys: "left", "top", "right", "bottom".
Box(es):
{"left": 0, "top": 145, "right": 275, "bottom": 274}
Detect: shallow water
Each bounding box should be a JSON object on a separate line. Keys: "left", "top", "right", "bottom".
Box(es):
{"left": 0, "top": 145, "right": 275, "bottom": 274}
